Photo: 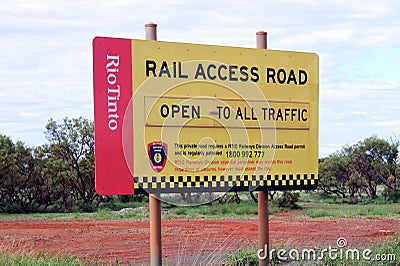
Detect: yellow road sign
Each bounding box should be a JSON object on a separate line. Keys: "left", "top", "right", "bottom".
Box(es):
{"left": 131, "top": 39, "right": 318, "bottom": 193}
{"left": 94, "top": 37, "right": 318, "bottom": 194}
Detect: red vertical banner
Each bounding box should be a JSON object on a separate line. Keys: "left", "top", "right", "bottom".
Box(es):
{"left": 93, "top": 37, "right": 134, "bottom": 195}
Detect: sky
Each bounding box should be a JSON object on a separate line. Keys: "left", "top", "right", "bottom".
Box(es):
{"left": 0, "top": 0, "right": 399, "bottom": 158}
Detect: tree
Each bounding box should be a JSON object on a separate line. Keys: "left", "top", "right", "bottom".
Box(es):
{"left": 0, "top": 134, "right": 19, "bottom": 212}
{"left": 318, "top": 154, "right": 350, "bottom": 199}
{"left": 31, "top": 145, "right": 74, "bottom": 212}
{"left": 45, "top": 117, "right": 98, "bottom": 211}
{"left": 345, "top": 136, "right": 398, "bottom": 200}
{"left": 318, "top": 136, "right": 399, "bottom": 203}
{"left": 0, "top": 135, "right": 47, "bottom": 212}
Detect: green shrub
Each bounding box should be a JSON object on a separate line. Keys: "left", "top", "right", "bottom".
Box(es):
{"left": 223, "top": 246, "right": 258, "bottom": 265}
{"left": 387, "top": 189, "right": 400, "bottom": 203}
{"left": 0, "top": 252, "right": 89, "bottom": 265}
{"left": 274, "top": 191, "right": 301, "bottom": 209}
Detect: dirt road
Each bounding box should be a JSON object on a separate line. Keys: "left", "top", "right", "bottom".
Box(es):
{"left": 0, "top": 211, "right": 398, "bottom": 265}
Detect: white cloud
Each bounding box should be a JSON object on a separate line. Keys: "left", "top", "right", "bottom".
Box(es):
{"left": 0, "top": 0, "right": 399, "bottom": 155}
{"left": 372, "top": 120, "right": 400, "bottom": 127}
{"left": 341, "top": 1, "right": 393, "bottom": 18}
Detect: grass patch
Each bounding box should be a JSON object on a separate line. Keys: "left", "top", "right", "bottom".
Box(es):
{"left": 223, "top": 246, "right": 258, "bottom": 265}
{"left": 0, "top": 252, "right": 89, "bottom": 266}
{"left": 301, "top": 202, "right": 400, "bottom": 218}
{"left": 165, "top": 200, "right": 281, "bottom": 219}
{"left": 0, "top": 209, "right": 148, "bottom": 220}
{"left": 2, "top": 192, "right": 400, "bottom": 221}
{"left": 2, "top": 201, "right": 399, "bottom": 220}
{"left": 0, "top": 199, "right": 285, "bottom": 220}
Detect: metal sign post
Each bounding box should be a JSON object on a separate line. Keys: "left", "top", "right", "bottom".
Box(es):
{"left": 145, "top": 22, "right": 162, "bottom": 266}
{"left": 256, "top": 30, "right": 269, "bottom": 266}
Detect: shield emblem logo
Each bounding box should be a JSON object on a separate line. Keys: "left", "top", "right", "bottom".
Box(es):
{"left": 147, "top": 142, "right": 168, "bottom": 173}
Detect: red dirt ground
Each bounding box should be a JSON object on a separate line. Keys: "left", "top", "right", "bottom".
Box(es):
{"left": 0, "top": 211, "right": 399, "bottom": 265}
